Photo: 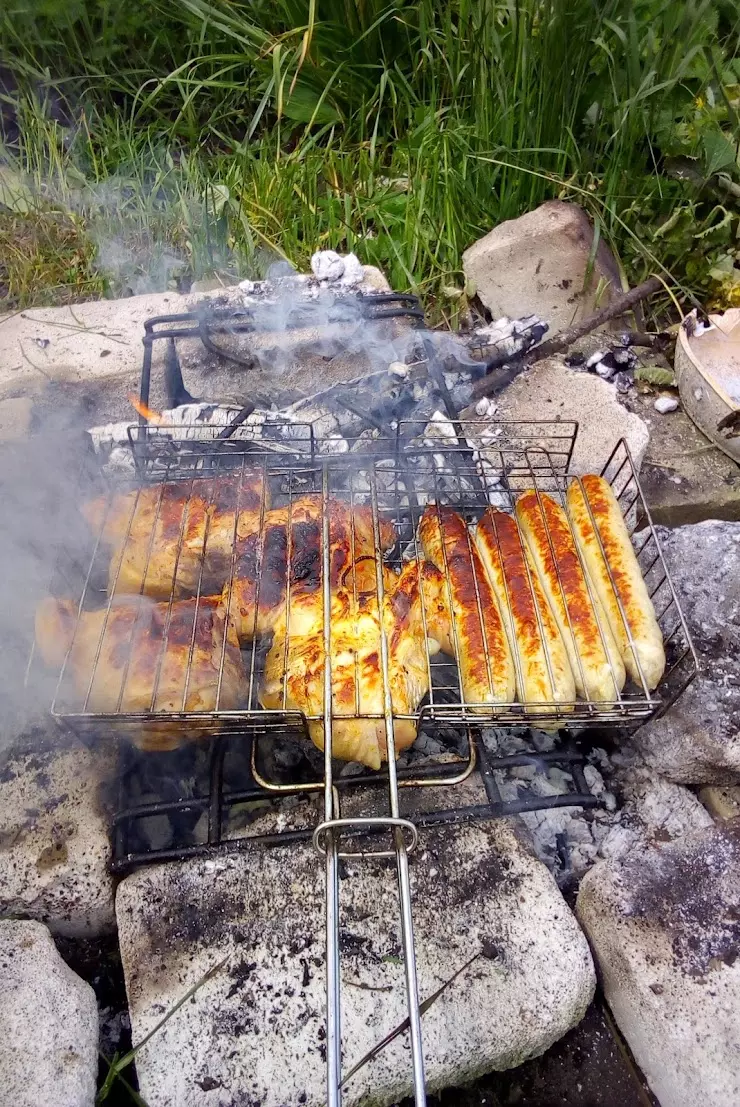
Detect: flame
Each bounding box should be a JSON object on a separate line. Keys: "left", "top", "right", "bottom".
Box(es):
{"left": 128, "top": 393, "right": 164, "bottom": 424}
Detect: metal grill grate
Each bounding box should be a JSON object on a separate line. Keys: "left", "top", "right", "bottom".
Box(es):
{"left": 47, "top": 421, "right": 696, "bottom": 742}
{"left": 35, "top": 413, "right": 697, "bottom": 1107}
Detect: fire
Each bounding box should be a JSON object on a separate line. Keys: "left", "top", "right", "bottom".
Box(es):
{"left": 127, "top": 393, "right": 164, "bottom": 424}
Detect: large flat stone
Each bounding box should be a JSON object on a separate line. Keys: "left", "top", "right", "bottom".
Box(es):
{"left": 492, "top": 356, "right": 650, "bottom": 474}
{"left": 0, "top": 920, "right": 99, "bottom": 1107}
{"left": 0, "top": 741, "right": 116, "bottom": 936}
{"left": 635, "top": 395, "right": 740, "bottom": 525}
{"left": 117, "top": 819, "right": 595, "bottom": 1107}
{"left": 462, "top": 201, "right": 622, "bottom": 336}
{"left": 0, "top": 266, "right": 400, "bottom": 425}
{"left": 632, "top": 520, "right": 740, "bottom": 784}
{"left": 577, "top": 820, "right": 740, "bottom": 1107}
{"left": 0, "top": 291, "right": 179, "bottom": 401}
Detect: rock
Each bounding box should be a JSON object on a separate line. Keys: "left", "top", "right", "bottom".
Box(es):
{"left": 699, "top": 785, "right": 740, "bottom": 821}
{"left": 654, "top": 394, "right": 679, "bottom": 414}
{"left": 311, "top": 249, "right": 346, "bottom": 282}
{"left": 633, "top": 521, "right": 740, "bottom": 784}
{"left": 117, "top": 820, "right": 594, "bottom": 1107}
{"left": 0, "top": 920, "right": 98, "bottom": 1107}
{"left": 494, "top": 355, "right": 650, "bottom": 473}
{"left": 0, "top": 742, "right": 116, "bottom": 936}
{"left": 577, "top": 821, "right": 740, "bottom": 1107}
{"left": 462, "top": 201, "right": 622, "bottom": 336}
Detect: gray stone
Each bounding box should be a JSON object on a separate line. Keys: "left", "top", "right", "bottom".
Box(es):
{"left": 0, "top": 920, "right": 98, "bottom": 1107}
{"left": 487, "top": 355, "right": 650, "bottom": 474}
{"left": 462, "top": 201, "right": 622, "bottom": 336}
{"left": 633, "top": 521, "right": 740, "bottom": 784}
{"left": 0, "top": 743, "right": 116, "bottom": 936}
{"left": 577, "top": 821, "right": 740, "bottom": 1107}
{"left": 117, "top": 820, "right": 594, "bottom": 1107}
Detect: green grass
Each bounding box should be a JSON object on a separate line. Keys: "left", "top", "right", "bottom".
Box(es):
{"left": 1, "top": 1, "right": 739, "bottom": 317}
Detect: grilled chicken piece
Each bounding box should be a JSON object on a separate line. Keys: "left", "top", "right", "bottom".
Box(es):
{"left": 224, "top": 496, "right": 397, "bottom": 643}
{"left": 35, "top": 595, "right": 246, "bottom": 750}
{"left": 418, "top": 505, "right": 515, "bottom": 708}
{"left": 260, "top": 559, "right": 451, "bottom": 769}
{"left": 475, "top": 507, "right": 574, "bottom": 721}
{"left": 82, "top": 469, "right": 269, "bottom": 600}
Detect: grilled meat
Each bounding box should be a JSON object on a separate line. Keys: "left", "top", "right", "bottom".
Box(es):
{"left": 260, "top": 559, "right": 451, "bottom": 769}
{"left": 35, "top": 595, "right": 246, "bottom": 750}
{"left": 418, "top": 504, "right": 515, "bottom": 707}
{"left": 224, "top": 496, "right": 397, "bottom": 642}
{"left": 82, "top": 469, "right": 269, "bottom": 599}
{"left": 566, "top": 475, "right": 665, "bottom": 690}
{"left": 475, "top": 507, "right": 574, "bottom": 719}
{"left": 515, "top": 490, "right": 625, "bottom": 701}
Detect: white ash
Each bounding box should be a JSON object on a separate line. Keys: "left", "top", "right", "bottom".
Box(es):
{"left": 475, "top": 396, "right": 498, "bottom": 417}
{"left": 480, "top": 728, "right": 624, "bottom": 886}
{"left": 471, "top": 314, "right": 548, "bottom": 360}
{"left": 321, "top": 433, "right": 350, "bottom": 455}
{"left": 428, "top": 411, "right": 458, "bottom": 440}
{"left": 310, "top": 250, "right": 365, "bottom": 286}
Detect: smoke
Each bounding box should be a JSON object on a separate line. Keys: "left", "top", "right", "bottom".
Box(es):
{"left": 0, "top": 412, "right": 96, "bottom": 746}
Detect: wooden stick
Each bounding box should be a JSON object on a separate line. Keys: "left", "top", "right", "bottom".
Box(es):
{"left": 469, "top": 275, "right": 663, "bottom": 401}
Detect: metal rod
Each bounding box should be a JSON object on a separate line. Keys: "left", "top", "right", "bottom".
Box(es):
{"left": 369, "top": 466, "right": 427, "bottom": 1106}
{"left": 320, "top": 462, "right": 342, "bottom": 1107}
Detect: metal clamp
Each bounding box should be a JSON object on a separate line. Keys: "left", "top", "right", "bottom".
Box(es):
{"left": 313, "top": 816, "right": 419, "bottom": 859}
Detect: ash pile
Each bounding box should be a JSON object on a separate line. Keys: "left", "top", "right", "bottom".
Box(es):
{"left": 88, "top": 270, "right": 546, "bottom": 477}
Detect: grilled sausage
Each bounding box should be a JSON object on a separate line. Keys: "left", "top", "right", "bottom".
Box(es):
{"left": 475, "top": 508, "right": 574, "bottom": 720}
{"left": 567, "top": 475, "right": 665, "bottom": 691}
{"left": 419, "top": 505, "right": 515, "bottom": 706}
{"left": 515, "top": 491, "right": 625, "bottom": 701}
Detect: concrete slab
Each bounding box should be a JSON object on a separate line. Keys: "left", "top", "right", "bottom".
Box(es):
{"left": 491, "top": 356, "right": 650, "bottom": 475}
{"left": 634, "top": 395, "right": 740, "bottom": 525}
{"left": 0, "top": 267, "right": 401, "bottom": 426}
{"left": 0, "top": 920, "right": 99, "bottom": 1107}
{"left": 577, "top": 820, "right": 740, "bottom": 1107}
{"left": 117, "top": 819, "right": 594, "bottom": 1107}
{"left": 0, "top": 291, "right": 180, "bottom": 400}
{"left": 0, "top": 740, "right": 116, "bottom": 937}
{"left": 632, "top": 520, "right": 740, "bottom": 785}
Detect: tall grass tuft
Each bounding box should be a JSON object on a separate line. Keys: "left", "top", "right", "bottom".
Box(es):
{"left": 1, "top": 1, "right": 739, "bottom": 311}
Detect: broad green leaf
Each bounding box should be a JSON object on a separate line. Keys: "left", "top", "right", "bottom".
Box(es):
{"left": 702, "top": 130, "right": 738, "bottom": 176}
{"left": 281, "top": 82, "right": 341, "bottom": 126}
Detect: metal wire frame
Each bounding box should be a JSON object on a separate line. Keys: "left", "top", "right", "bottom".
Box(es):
{"left": 109, "top": 731, "right": 600, "bottom": 870}
{"left": 137, "top": 292, "right": 425, "bottom": 424}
